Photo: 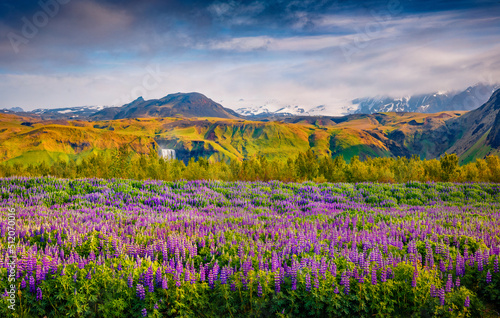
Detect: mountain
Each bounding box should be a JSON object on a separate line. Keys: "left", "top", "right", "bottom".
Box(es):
{"left": 92, "top": 93, "right": 241, "bottom": 120}
{"left": 0, "top": 107, "right": 24, "bottom": 112}
{"left": 5, "top": 84, "right": 496, "bottom": 122}
{"left": 31, "top": 106, "right": 108, "bottom": 119}
{"left": 1, "top": 89, "right": 500, "bottom": 166}
{"left": 1, "top": 92, "right": 241, "bottom": 121}
{"left": 236, "top": 105, "right": 308, "bottom": 118}
{"left": 444, "top": 88, "right": 500, "bottom": 162}
{"left": 351, "top": 83, "right": 499, "bottom": 114}
{"left": 236, "top": 104, "right": 331, "bottom": 118}
{"left": 0, "top": 105, "right": 107, "bottom": 120}
{"left": 234, "top": 83, "right": 499, "bottom": 118}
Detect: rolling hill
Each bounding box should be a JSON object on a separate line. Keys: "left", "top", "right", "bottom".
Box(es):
{"left": 1, "top": 89, "right": 499, "bottom": 165}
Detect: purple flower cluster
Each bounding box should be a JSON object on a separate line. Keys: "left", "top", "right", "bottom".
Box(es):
{"left": 36, "top": 287, "right": 42, "bottom": 301}
{"left": 136, "top": 284, "right": 146, "bottom": 300}
{"left": 0, "top": 178, "right": 499, "bottom": 313}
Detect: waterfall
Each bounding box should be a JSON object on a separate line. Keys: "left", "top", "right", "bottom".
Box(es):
{"left": 160, "top": 149, "right": 176, "bottom": 160}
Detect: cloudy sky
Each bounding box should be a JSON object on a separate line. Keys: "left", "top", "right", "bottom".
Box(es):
{"left": 0, "top": 0, "right": 499, "bottom": 114}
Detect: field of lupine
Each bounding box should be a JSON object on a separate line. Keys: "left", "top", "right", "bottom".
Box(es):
{"left": 0, "top": 178, "right": 499, "bottom": 317}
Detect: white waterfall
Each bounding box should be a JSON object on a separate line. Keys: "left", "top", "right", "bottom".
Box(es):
{"left": 160, "top": 149, "right": 176, "bottom": 160}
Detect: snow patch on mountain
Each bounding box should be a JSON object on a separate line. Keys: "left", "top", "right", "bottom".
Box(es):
{"left": 236, "top": 103, "right": 336, "bottom": 117}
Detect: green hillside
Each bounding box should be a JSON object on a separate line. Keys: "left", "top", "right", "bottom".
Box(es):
{"left": 0, "top": 110, "right": 494, "bottom": 165}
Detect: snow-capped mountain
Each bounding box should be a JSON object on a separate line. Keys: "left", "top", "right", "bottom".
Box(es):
{"left": 350, "top": 83, "right": 499, "bottom": 114}
{"left": 236, "top": 104, "right": 331, "bottom": 118}
{"left": 31, "top": 105, "right": 107, "bottom": 115}
{"left": 1, "top": 105, "right": 110, "bottom": 119}
{"left": 236, "top": 104, "right": 304, "bottom": 117}
{"left": 0, "top": 107, "right": 24, "bottom": 112}
{"left": 32, "top": 105, "right": 110, "bottom": 119}
{"left": 236, "top": 83, "right": 499, "bottom": 118}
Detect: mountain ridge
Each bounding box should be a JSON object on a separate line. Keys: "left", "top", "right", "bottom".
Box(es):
{"left": 350, "top": 83, "right": 499, "bottom": 114}
{"left": 1, "top": 89, "right": 499, "bottom": 166}
{"left": 91, "top": 92, "right": 241, "bottom": 120}
{"left": 3, "top": 83, "right": 498, "bottom": 121}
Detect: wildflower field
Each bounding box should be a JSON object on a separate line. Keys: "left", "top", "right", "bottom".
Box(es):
{"left": 1, "top": 178, "right": 499, "bottom": 317}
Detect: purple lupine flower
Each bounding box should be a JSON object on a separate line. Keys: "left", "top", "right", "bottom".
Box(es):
{"left": 148, "top": 281, "right": 154, "bottom": 293}
{"left": 371, "top": 267, "right": 377, "bottom": 285}
{"left": 333, "top": 284, "right": 339, "bottom": 294}
{"left": 411, "top": 271, "right": 417, "bottom": 288}
{"left": 86, "top": 270, "right": 92, "bottom": 280}
{"left": 257, "top": 280, "right": 262, "bottom": 297}
{"left": 136, "top": 284, "right": 146, "bottom": 300}
{"left": 221, "top": 267, "right": 227, "bottom": 285}
{"left": 330, "top": 262, "right": 337, "bottom": 277}
{"left": 386, "top": 267, "right": 393, "bottom": 280}
{"left": 380, "top": 267, "right": 387, "bottom": 283}
{"left": 155, "top": 268, "right": 162, "bottom": 286}
{"left": 145, "top": 266, "right": 153, "bottom": 286}
{"left": 305, "top": 272, "right": 311, "bottom": 292}
{"left": 29, "top": 275, "right": 36, "bottom": 293}
{"left": 162, "top": 277, "right": 168, "bottom": 289}
{"left": 356, "top": 269, "right": 364, "bottom": 284}
{"left": 313, "top": 274, "right": 320, "bottom": 289}
{"left": 430, "top": 285, "right": 436, "bottom": 298}
{"left": 154, "top": 303, "right": 159, "bottom": 310}
{"left": 73, "top": 272, "right": 78, "bottom": 283}
{"left": 275, "top": 270, "right": 281, "bottom": 294}
{"left": 464, "top": 296, "right": 470, "bottom": 308}
{"left": 341, "top": 271, "right": 350, "bottom": 295}
{"left": 320, "top": 258, "right": 327, "bottom": 279}
{"left": 141, "top": 308, "right": 147, "bottom": 317}
{"left": 271, "top": 252, "right": 278, "bottom": 272}
{"left": 455, "top": 277, "right": 460, "bottom": 288}
{"left": 208, "top": 267, "right": 215, "bottom": 289}
{"left": 36, "top": 287, "right": 42, "bottom": 301}
{"left": 291, "top": 276, "right": 297, "bottom": 291}
{"left": 200, "top": 265, "right": 206, "bottom": 282}
{"left": 128, "top": 273, "right": 134, "bottom": 288}
{"left": 494, "top": 257, "right": 499, "bottom": 273}
{"left": 486, "top": 270, "right": 492, "bottom": 284}
{"left": 439, "top": 260, "right": 446, "bottom": 272}
{"left": 438, "top": 288, "right": 445, "bottom": 306}
{"left": 20, "top": 277, "right": 26, "bottom": 289}
{"left": 445, "top": 274, "right": 452, "bottom": 292}
{"left": 447, "top": 260, "right": 453, "bottom": 272}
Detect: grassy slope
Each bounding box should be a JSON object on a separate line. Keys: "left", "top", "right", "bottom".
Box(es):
{"left": 0, "top": 112, "right": 471, "bottom": 165}
{"left": 459, "top": 129, "right": 493, "bottom": 164}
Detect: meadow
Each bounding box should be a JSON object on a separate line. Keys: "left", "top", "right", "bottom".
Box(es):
{"left": 0, "top": 178, "right": 499, "bottom": 317}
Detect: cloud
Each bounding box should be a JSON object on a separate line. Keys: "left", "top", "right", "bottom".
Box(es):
{"left": 0, "top": 0, "right": 499, "bottom": 113}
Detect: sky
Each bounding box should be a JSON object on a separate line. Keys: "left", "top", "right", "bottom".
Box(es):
{"left": 0, "top": 0, "right": 499, "bottom": 114}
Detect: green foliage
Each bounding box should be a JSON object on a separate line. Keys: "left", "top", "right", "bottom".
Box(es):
{"left": 1, "top": 148, "right": 500, "bottom": 183}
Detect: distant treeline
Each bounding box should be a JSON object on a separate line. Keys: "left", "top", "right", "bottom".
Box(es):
{"left": 1, "top": 146, "right": 499, "bottom": 183}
